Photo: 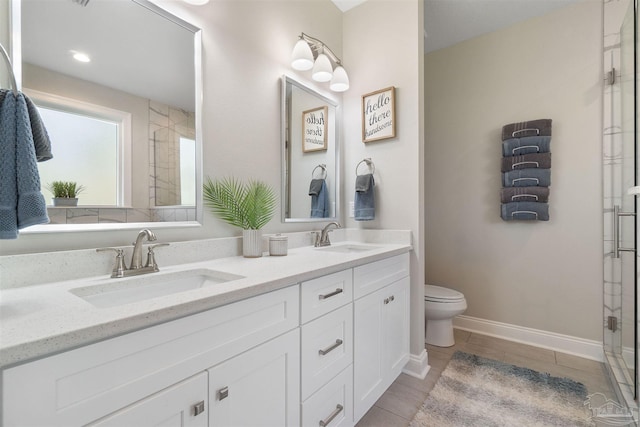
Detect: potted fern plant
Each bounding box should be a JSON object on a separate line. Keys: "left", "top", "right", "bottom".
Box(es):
{"left": 203, "top": 176, "right": 277, "bottom": 257}
{"left": 46, "top": 181, "right": 85, "bottom": 207}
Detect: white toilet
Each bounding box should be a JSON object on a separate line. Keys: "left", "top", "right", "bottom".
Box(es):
{"left": 424, "top": 284, "right": 467, "bottom": 347}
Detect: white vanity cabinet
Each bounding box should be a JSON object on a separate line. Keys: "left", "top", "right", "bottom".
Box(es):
{"left": 2, "top": 285, "right": 299, "bottom": 427}
{"left": 353, "top": 254, "right": 410, "bottom": 423}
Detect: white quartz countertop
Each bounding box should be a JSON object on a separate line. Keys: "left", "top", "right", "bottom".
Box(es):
{"left": 0, "top": 242, "right": 411, "bottom": 369}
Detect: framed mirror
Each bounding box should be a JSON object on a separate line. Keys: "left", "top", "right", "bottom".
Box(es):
{"left": 281, "top": 75, "right": 340, "bottom": 223}
{"left": 16, "top": 0, "right": 202, "bottom": 229}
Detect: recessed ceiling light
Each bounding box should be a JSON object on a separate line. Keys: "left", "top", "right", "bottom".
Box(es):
{"left": 72, "top": 51, "right": 91, "bottom": 63}
{"left": 182, "top": 0, "right": 209, "bottom": 5}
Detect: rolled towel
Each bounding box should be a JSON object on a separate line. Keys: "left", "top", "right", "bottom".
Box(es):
{"left": 503, "top": 168, "right": 551, "bottom": 188}
{"left": 501, "top": 202, "right": 549, "bottom": 221}
{"left": 502, "top": 135, "right": 551, "bottom": 157}
{"left": 500, "top": 187, "right": 549, "bottom": 203}
{"left": 502, "top": 119, "right": 552, "bottom": 141}
{"left": 501, "top": 153, "right": 551, "bottom": 172}
{"left": 355, "top": 174, "right": 375, "bottom": 221}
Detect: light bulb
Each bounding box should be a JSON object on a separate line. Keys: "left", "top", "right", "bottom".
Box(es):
{"left": 291, "top": 39, "right": 314, "bottom": 71}
{"left": 312, "top": 53, "right": 333, "bottom": 82}
{"left": 330, "top": 65, "right": 349, "bottom": 92}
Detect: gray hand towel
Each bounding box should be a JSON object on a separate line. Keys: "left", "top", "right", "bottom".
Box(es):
{"left": 501, "top": 202, "right": 549, "bottom": 221}
{"left": 502, "top": 136, "right": 551, "bottom": 157}
{"left": 503, "top": 168, "right": 551, "bottom": 188}
{"left": 355, "top": 174, "right": 374, "bottom": 221}
{"left": 500, "top": 187, "right": 549, "bottom": 203}
{"left": 309, "top": 178, "right": 324, "bottom": 196}
{"left": 502, "top": 119, "right": 552, "bottom": 141}
{"left": 24, "top": 93, "right": 53, "bottom": 162}
{"left": 501, "top": 153, "right": 551, "bottom": 172}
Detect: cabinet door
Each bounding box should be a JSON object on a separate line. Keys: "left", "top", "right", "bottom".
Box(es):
{"left": 353, "top": 287, "right": 385, "bottom": 422}
{"left": 87, "top": 372, "right": 208, "bottom": 427}
{"left": 353, "top": 276, "right": 410, "bottom": 423}
{"left": 208, "top": 329, "right": 300, "bottom": 427}
{"left": 382, "top": 276, "right": 410, "bottom": 380}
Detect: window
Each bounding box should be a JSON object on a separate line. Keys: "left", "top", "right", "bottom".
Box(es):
{"left": 30, "top": 91, "right": 131, "bottom": 206}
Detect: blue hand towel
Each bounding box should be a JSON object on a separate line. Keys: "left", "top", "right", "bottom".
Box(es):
{"left": 310, "top": 178, "right": 329, "bottom": 218}
{"left": 0, "top": 93, "right": 19, "bottom": 239}
{"left": 502, "top": 168, "right": 551, "bottom": 188}
{"left": 0, "top": 92, "right": 50, "bottom": 239}
{"left": 355, "top": 174, "right": 375, "bottom": 221}
{"left": 502, "top": 135, "right": 551, "bottom": 157}
{"left": 501, "top": 202, "right": 549, "bottom": 221}
{"left": 1, "top": 89, "right": 52, "bottom": 162}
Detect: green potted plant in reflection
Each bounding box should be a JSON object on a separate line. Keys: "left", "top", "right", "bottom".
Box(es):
{"left": 203, "top": 176, "right": 277, "bottom": 258}
{"left": 46, "top": 181, "right": 85, "bottom": 207}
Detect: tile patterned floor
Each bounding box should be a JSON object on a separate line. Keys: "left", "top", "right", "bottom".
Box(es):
{"left": 356, "top": 329, "right": 618, "bottom": 427}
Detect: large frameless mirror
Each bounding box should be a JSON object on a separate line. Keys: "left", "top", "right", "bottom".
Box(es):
{"left": 17, "top": 0, "right": 202, "bottom": 228}
{"left": 281, "top": 75, "right": 340, "bottom": 223}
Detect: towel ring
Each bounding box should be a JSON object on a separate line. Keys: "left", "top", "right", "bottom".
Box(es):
{"left": 356, "top": 158, "right": 375, "bottom": 176}
{"left": 312, "top": 164, "right": 327, "bottom": 179}
{"left": 0, "top": 43, "right": 18, "bottom": 96}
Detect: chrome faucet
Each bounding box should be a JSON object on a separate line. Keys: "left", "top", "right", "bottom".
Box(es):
{"left": 314, "top": 221, "right": 341, "bottom": 247}
{"left": 97, "top": 229, "right": 169, "bottom": 278}
{"left": 130, "top": 229, "right": 157, "bottom": 269}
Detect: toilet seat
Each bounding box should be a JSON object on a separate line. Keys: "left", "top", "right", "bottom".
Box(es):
{"left": 425, "top": 285, "right": 465, "bottom": 302}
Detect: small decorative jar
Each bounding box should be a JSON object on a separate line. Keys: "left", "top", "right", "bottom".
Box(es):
{"left": 269, "top": 234, "right": 288, "bottom": 256}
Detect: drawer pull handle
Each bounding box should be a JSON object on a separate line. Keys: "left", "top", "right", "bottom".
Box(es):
{"left": 319, "top": 339, "right": 343, "bottom": 355}
{"left": 384, "top": 295, "right": 395, "bottom": 304}
{"left": 319, "top": 404, "right": 344, "bottom": 426}
{"left": 319, "top": 288, "right": 343, "bottom": 300}
{"left": 217, "top": 386, "right": 229, "bottom": 401}
{"left": 193, "top": 400, "right": 205, "bottom": 416}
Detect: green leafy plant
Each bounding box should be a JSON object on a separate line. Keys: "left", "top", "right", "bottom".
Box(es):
{"left": 46, "top": 181, "right": 86, "bottom": 198}
{"left": 203, "top": 177, "right": 277, "bottom": 230}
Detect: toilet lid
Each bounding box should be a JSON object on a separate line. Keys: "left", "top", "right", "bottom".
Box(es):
{"left": 425, "top": 285, "right": 464, "bottom": 301}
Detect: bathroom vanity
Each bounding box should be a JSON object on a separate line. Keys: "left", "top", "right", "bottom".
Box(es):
{"left": 0, "top": 240, "right": 411, "bottom": 427}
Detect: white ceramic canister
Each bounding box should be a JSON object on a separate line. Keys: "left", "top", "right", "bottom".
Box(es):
{"left": 269, "top": 234, "right": 288, "bottom": 256}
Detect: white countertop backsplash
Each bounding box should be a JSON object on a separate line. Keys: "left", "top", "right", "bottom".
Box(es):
{"left": 0, "top": 229, "right": 411, "bottom": 368}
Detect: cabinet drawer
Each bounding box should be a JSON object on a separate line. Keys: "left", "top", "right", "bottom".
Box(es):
{"left": 302, "top": 365, "right": 353, "bottom": 427}
{"left": 301, "top": 269, "right": 353, "bottom": 323}
{"left": 2, "top": 285, "right": 299, "bottom": 427}
{"left": 353, "top": 253, "right": 409, "bottom": 299}
{"left": 301, "top": 304, "right": 353, "bottom": 400}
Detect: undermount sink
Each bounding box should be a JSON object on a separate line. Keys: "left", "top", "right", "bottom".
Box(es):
{"left": 315, "top": 243, "right": 379, "bottom": 253}
{"left": 70, "top": 269, "right": 245, "bottom": 308}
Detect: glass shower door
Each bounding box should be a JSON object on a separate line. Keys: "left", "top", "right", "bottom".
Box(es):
{"left": 603, "top": 0, "right": 637, "bottom": 411}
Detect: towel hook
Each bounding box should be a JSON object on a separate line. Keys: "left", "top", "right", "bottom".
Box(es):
{"left": 0, "top": 43, "right": 19, "bottom": 96}
{"left": 355, "top": 158, "right": 375, "bottom": 176}
{"left": 312, "top": 164, "right": 327, "bottom": 179}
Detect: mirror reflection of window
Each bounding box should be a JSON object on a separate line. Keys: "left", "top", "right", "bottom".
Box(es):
{"left": 37, "top": 106, "right": 121, "bottom": 206}
{"left": 179, "top": 137, "right": 196, "bottom": 206}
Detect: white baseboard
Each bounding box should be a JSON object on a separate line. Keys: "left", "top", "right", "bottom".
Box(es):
{"left": 453, "top": 315, "right": 605, "bottom": 362}
{"left": 402, "top": 349, "right": 430, "bottom": 379}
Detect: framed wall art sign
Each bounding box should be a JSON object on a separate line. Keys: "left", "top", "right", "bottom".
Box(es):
{"left": 362, "top": 86, "right": 395, "bottom": 143}
{"left": 302, "top": 106, "right": 328, "bottom": 152}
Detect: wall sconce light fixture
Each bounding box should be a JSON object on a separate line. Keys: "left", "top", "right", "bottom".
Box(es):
{"left": 291, "top": 33, "right": 349, "bottom": 92}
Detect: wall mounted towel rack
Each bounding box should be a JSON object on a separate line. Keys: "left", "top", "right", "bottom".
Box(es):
{"left": 356, "top": 158, "right": 375, "bottom": 176}
{"left": 0, "top": 43, "right": 18, "bottom": 96}
{"left": 312, "top": 164, "right": 327, "bottom": 179}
